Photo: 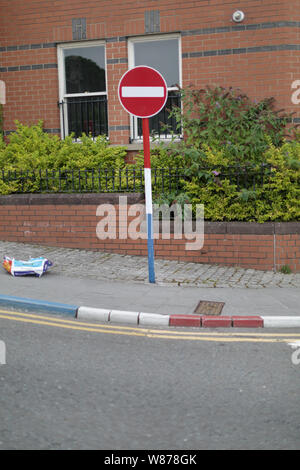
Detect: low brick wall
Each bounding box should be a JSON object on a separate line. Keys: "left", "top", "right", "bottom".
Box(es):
{"left": 0, "top": 193, "right": 299, "bottom": 272}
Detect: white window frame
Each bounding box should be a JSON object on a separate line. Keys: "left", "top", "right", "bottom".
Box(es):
{"left": 57, "top": 40, "right": 107, "bottom": 139}
{"left": 128, "top": 34, "right": 182, "bottom": 142}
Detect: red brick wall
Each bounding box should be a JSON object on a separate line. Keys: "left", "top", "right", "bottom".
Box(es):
{"left": 0, "top": 194, "right": 299, "bottom": 272}
{"left": 1, "top": 0, "right": 299, "bottom": 143}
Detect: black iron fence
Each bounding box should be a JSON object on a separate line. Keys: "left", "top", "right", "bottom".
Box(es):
{"left": 0, "top": 167, "right": 186, "bottom": 194}
{"left": 135, "top": 91, "right": 181, "bottom": 140}
{"left": 58, "top": 92, "right": 181, "bottom": 142}
{"left": 0, "top": 165, "right": 274, "bottom": 195}
{"left": 209, "top": 163, "right": 274, "bottom": 190}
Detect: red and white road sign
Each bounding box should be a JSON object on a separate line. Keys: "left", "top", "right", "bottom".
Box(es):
{"left": 118, "top": 66, "right": 168, "bottom": 118}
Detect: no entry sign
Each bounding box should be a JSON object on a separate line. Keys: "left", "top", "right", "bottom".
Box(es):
{"left": 118, "top": 66, "right": 168, "bottom": 118}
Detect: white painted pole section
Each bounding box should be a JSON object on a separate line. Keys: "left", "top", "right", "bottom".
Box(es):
{"left": 121, "top": 86, "right": 164, "bottom": 98}
{"left": 144, "top": 167, "right": 153, "bottom": 215}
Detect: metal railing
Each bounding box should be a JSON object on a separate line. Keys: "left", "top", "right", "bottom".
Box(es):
{"left": 206, "top": 163, "right": 274, "bottom": 191}
{"left": 58, "top": 92, "right": 180, "bottom": 142}
{"left": 0, "top": 165, "right": 275, "bottom": 195}
{"left": 133, "top": 91, "right": 181, "bottom": 140}
{"left": 58, "top": 95, "right": 108, "bottom": 140}
{"left": 0, "top": 167, "right": 186, "bottom": 194}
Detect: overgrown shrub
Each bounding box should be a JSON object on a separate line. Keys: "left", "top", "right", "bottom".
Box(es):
{"left": 0, "top": 95, "right": 299, "bottom": 223}
{"left": 148, "top": 139, "right": 300, "bottom": 222}
{"left": 139, "top": 86, "right": 300, "bottom": 222}
{"left": 0, "top": 121, "right": 127, "bottom": 193}
{"left": 0, "top": 121, "right": 126, "bottom": 170}
{"left": 168, "top": 85, "right": 295, "bottom": 165}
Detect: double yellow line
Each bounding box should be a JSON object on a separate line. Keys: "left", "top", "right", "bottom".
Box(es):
{"left": 0, "top": 308, "right": 300, "bottom": 343}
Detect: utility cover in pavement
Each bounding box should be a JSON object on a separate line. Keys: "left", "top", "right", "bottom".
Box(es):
{"left": 193, "top": 300, "right": 225, "bottom": 315}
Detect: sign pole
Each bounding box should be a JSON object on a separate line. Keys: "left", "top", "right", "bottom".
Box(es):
{"left": 118, "top": 66, "right": 167, "bottom": 284}
{"left": 142, "top": 117, "right": 155, "bottom": 283}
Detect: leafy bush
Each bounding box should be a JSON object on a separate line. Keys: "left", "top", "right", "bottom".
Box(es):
{"left": 0, "top": 121, "right": 126, "bottom": 170}
{"left": 1, "top": 96, "right": 299, "bottom": 223}
{"left": 0, "top": 121, "right": 128, "bottom": 193}
{"left": 137, "top": 86, "right": 299, "bottom": 222}
{"left": 168, "top": 85, "right": 294, "bottom": 165}
{"left": 149, "top": 140, "right": 300, "bottom": 222}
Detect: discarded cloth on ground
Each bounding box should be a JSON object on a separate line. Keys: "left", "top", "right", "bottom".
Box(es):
{"left": 3, "top": 256, "right": 53, "bottom": 277}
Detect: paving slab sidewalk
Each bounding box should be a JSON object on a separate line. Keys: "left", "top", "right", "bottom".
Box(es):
{"left": 0, "top": 241, "right": 299, "bottom": 318}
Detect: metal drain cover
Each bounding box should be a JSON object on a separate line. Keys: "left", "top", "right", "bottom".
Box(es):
{"left": 193, "top": 300, "right": 225, "bottom": 315}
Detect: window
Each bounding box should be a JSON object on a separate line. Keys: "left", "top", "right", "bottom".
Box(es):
{"left": 57, "top": 41, "right": 108, "bottom": 140}
{"left": 128, "top": 35, "right": 181, "bottom": 141}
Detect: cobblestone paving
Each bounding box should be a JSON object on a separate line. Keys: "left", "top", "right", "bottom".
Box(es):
{"left": 1, "top": 241, "right": 300, "bottom": 288}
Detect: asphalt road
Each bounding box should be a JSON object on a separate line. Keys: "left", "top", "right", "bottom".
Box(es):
{"left": 0, "top": 310, "right": 300, "bottom": 450}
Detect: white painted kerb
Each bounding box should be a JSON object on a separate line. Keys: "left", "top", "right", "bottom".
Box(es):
{"left": 77, "top": 307, "right": 110, "bottom": 322}
{"left": 109, "top": 310, "right": 140, "bottom": 324}
{"left": 77, "top": 306, "right": 170, "bottom": 326}
{"left": 262, "top": 316, "right": 300, "bottom": 328}
{"left": 139, "top": 312, "right": 170, "bottom": 326}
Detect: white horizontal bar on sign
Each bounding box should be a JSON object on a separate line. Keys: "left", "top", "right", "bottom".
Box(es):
{"left": 122, "top": 86, "right": 164, "bottom": 98}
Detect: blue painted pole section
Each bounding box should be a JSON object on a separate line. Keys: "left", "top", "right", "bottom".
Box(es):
{"left": 147, "top": 212, "right": 155, "bottom": 283}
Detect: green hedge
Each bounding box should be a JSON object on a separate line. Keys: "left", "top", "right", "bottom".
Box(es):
{"left": 0, "top": 121, "right": 127, "bottom": 170}
{"left": 146, "top": 85, "right": 300, "bottom": 222}
{"left": 147, "top": 139, "right": 300, "bottom": 222}
{"left": 1, "top": 118, "right": 299, "bottom": 222}
{"left": 0, "top": 121, "right": 128, "bottom": 194}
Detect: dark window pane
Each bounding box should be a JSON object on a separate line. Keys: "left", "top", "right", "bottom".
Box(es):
{"left": 64, "top": 46, "right": 106, "bottom": 93}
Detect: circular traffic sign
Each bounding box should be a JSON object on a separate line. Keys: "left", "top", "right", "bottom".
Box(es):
{"left": 118, "top": 66, "right": 168, "bottom": 118}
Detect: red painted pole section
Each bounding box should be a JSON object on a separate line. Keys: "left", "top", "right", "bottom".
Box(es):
{"left": 142, "top": 118, "right": 151, "bottom": 169}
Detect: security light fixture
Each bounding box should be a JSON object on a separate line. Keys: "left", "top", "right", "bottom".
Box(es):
{"left": 232, "top": 10, "right": 245, "bottom": 22}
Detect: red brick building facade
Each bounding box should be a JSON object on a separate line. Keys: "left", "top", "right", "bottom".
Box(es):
{"left": 1, "top": 0, "right": 300, "bottom": 146}
{"left": 1, "top": 1, "right": 300, "bottom": 272}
